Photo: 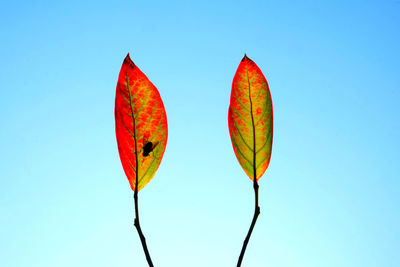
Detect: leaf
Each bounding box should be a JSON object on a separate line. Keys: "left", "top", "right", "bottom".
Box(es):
{"left": 115, "top": 53, "right": 168, "bottom": 191}
{"left": 228, "top": 55, "right": 273, "bottom": 181}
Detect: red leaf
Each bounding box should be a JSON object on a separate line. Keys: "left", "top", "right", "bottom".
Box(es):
{"left": 115, "top": 54, "right": 168, "bottom": 191}
{"left": 228, "top": 55, "right": 273, "bottom": 181}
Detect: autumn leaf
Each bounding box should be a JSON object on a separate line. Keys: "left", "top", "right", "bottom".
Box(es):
{"left": 115, "top": 53, "right": 168, "bottom": 191}
{"left": 228, "top": 54, "right": 273, "bottom": 181}
{"left": 229, "top": 55, "right": 273, "bottom": 266}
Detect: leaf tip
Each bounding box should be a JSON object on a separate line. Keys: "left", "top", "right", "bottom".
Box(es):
{"left": 241, "top": 54, "right": 256, "bottom": 66}
{"left": 123, "top": 53, "right": 135, "bottom": 68}
{"left": 242, "top": 53, "right": 250, "bottom": 62}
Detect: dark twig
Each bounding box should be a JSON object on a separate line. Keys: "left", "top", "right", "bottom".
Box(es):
{"left": 133, "top": 186, "right": 154, "bottom": 267}
{"left": 237, "top": 179, "right": 260, "bottom": 266}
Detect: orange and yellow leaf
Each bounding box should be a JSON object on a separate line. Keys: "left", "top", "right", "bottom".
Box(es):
{"left": 115, "top": 54, "right": 168, "bottom": 191}
{"left": 228, "top": 55, "right": 273, "bottom": 181}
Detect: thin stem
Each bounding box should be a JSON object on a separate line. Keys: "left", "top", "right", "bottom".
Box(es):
{"left": 134, "top": 188, "right": 154, "bottom": 267}
{"left": 237, "top": 179, "right": 260, "bottom": 267}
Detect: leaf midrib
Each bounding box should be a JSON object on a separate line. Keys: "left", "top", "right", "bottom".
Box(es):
{"left": 246, "top": 70, "right": 257, "bottom": 180}
{"left": 126, "top": 73, "right": 140, "bottom": 189}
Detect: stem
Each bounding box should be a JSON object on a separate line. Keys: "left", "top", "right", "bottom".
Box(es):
{"left": 134, "top": 188, "right": 154, "bottom": 267}
{"left": 237, "top": 179, "right": 260, "bottom": 267}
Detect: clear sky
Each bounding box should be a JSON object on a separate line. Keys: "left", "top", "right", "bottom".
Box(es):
{"left": 0, "top": 0, "right": 399, "bottom": 266}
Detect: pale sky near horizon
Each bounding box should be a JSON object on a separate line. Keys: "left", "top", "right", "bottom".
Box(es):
{"left": 1, "top": 0, "right": 399, "bottom": 266}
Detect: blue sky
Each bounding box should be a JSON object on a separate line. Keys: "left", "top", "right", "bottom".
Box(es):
{"left": 0, "top": 0, "right": 399, "bottom": 266}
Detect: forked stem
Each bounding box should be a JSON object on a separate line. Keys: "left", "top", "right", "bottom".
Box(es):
{"left": 134, "top": 188, "right": 154, "bottom": 267}
{"left": 237, "top": 179, "right": 260, "bottom": 266}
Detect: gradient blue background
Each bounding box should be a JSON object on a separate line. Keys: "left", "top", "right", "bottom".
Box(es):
{"left": 1, "top": 0, "right": 399, "bottom": 266}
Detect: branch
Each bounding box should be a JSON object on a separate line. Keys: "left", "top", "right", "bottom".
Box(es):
{"left": 134, "top": 189, "right": 154, "bottom": 267}
{"left": 237, "top": 179, "right": 260, "bottom": 266}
